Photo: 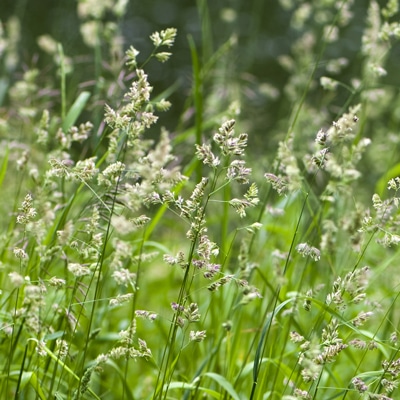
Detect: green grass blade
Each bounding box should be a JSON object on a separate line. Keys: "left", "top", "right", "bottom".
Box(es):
{"left": 0, "top": 146, "right": 9, "bottom": 189}
{"left": 25, "top": 371, "right": 47, "bottom": 400}
{"left": 27, "top": 339, "right": 101, "bottom": 400}
{"left": 251, "top": 298, "right": 294, "bottom": 399}
{"left": 58, "top": 43, "right": 67, "bottom": 121}
{"left": 168, "top": 381, "right": 224, "bottom": 399}
{"left": 62, "top": 91, "right": 91, "bottom": 132}
{"left": 376, "top": 163, "right": 400, "bottom": 197}
{"left": 203, "top": 372, "right": 241, "bottom": 400}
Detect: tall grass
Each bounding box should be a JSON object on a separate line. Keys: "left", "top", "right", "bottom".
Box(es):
{"left": 1, "top": 0, "right": 400, "bottom": 399}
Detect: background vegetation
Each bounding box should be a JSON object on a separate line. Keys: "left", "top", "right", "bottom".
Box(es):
{"left": 1, "top": 0, "right": 400, "bottom": 399}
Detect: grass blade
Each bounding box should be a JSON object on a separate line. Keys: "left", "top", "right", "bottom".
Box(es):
{"left": 203, "top": 372, "right": 241, "bottom": 400}
{"left": 62, "top": 91, "right": 91, "bottom": 132}
{"left": 0, "top": 146, "right": 9, "bottom": 189}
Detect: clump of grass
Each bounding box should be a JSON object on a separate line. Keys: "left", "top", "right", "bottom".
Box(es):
{"left": 1, "top": 0, "right": 400, "bottom": 399}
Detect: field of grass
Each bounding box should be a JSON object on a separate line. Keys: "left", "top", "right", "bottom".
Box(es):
{"left": 1, "top": 1, "right": 400, "bottom": 399}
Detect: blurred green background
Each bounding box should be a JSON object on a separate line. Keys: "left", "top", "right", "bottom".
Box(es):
{"left": 1, "top": 0, "right": 400, "bottom": 175}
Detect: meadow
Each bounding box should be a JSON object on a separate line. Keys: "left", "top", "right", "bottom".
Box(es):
{"left": 1, "top": 0, "right": 400, "bottom": 399}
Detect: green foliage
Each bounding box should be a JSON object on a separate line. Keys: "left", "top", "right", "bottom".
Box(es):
{"left": 1, "top": 1, "right": 400, "bottom": 400}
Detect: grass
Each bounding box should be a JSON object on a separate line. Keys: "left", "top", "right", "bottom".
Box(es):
{"left": 1, "top": 0, "right": 400, "bottom": 399}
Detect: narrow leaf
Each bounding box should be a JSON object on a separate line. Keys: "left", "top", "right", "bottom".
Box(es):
{"left": 0, "top": 145, "right": 9, "bottom": 188}
{"left": 203, "top": 372, "right": 241, "bottom": 400}
{"left": 62, "top": 91, "right": 91, "bottom": 132}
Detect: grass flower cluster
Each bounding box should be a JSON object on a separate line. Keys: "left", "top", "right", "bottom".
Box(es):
{"left": 1, "top": 1, "right": 400, "bottom": 399}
